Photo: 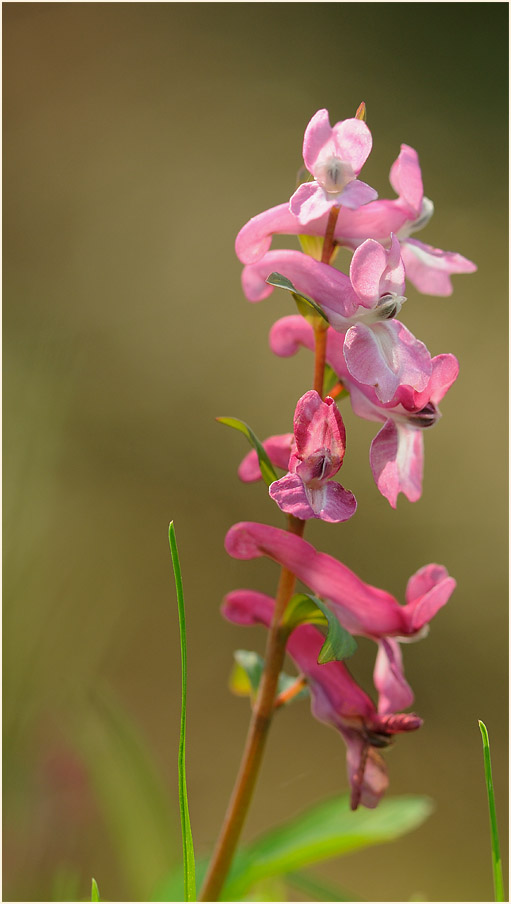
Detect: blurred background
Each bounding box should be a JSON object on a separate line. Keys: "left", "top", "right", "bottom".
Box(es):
{"left": 3, "top": 3, "right": 508, "bottom": 901}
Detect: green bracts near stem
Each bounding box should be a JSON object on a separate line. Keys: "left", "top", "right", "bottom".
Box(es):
{"left": 283, "top": 592, "right": 358, "bottom": 663}
{"left": 216, "top": 417, "right": 278, "bottom": 487}
{"left": 169, "top": 522, "right": 196, "bottom": 902}
{"left": 478, "top": 720, "right": 505, "bottom": 901}
{"left": 265, "top": 271, "right": 330, "bottom": 326}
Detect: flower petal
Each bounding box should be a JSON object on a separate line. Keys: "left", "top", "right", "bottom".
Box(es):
{"left": 289, "top": 181, "right": 336, "bottom": 225}
{"left": 369, "top": 419, "right": 424, "bottom": 508}
{"left": 374, "top": 638, "right": 414, "bottom": 715}
{"left": 294, "top": 390, "right": 346, "bottom": 465}
{"left": 344, "top": 321, "right": 432, "bottom": 405}
{"left": 302, "top": 109, "right": 333, "bottom": 171}
{"left": 389, "top": 144, "right": 423, "bottom": 218}
{"left": 238, "top": 434, "right": 294, "bottom": 482}
{"left": 235, "top": 203, "right": 329, "bottom": 265}
{"left": 269, "top": 472, "right": 316, "bottom": 520}
{"left": 401, "top": 238, "right": 477, "bottom": 296}
{"left": 405, "top": 565, "right": 457, "bottom": 633}
{"left": 330, "top": 118, "right": 373, "bottom": 174}
{"left": 337, "top": 179, "right": 378, "bottom": 210}
{"left": 313, "top": 482, "right": 357, "bottom": 522}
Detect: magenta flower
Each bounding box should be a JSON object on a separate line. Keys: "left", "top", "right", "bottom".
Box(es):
{"left": 241, "top": 235, "right": 406, "bottom": 328}
{"left": 269, "top": 315, "right": 458, "bottom": 505}
{"left": 289, "top": 109, "right": 378, "bottom": 224}
{"left": 268, "top": 390, "right": 356, "bottom": 523}
{"left": 225, "top": 521, "right": 456, "bottom": 640}
{"left": 222, "top": 588, "right": 422, "bottom": 809}
{"left": 238, "top": 434, "right": 294, "bottom": 482}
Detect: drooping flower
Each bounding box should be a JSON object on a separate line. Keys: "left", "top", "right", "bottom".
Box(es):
{"left": 225, "top": 521, "right": 456, "bottom": 641}
{"left": 289, "top": 109, "right": 378, "bottom": 224}
{"left": 222, "top": 588, "right": 422, "bottom": 809}
{"left": 268, "top": 390, "right": 356, "bottom": 523}
{"left": 269, "top": 315, "right": 458, "bottom": 506}
{"left": 241, "top": 235, "right": 406, "bottom": 329}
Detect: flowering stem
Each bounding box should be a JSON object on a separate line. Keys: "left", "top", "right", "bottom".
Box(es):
{"left": 200, "top": 271, "right": 330, "bottom": 900}
{"left": 199, "top": 515, "right": 305, "bottom": 901}
{"left": 321, "top": 205, "right": 340, "bottom": 265}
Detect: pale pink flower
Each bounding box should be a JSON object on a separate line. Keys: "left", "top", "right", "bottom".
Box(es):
{"left": 289, "top": 109, "right": 378, "bottom": 224}
{"left": 241, "top": 235, "right": 406, "bottom": 328}
{"left": 268, "top": 391, "right": 356, "bottom": 523}
{"left": 269, "top": 315, "right": 458, "bottom": 506}
{"left": 222, "top": 587, "right": 423, "bottom": 809}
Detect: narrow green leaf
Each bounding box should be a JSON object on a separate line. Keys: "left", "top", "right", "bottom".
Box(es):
{"left": 265, "top": 272, "right": 329, "bottom": 324}
{"left": 479, "top": 720, "right": 505, "bottom": 901}
{"left": 283, "top": 593, "right": 357, "bottom": 663}
{"left": 286, "top": 870, "right": 360, "bottom": 901}
{"left": 169, "top": 522, "right": 196, "bottom": 902}
{"left": 223, "top": 793, "right": 434, "bottom": 899}
{"left": 216, "top": 417, "right": 277, "bottom": 487}
{"left": 91, "top": 878, "right": 100, "bottom": 902}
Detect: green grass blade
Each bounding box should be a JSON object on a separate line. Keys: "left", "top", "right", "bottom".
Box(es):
{"left": 91, "top": 878, "right": 100, "bottom": 902}
{"left": 216, "top": 416, "right": 278, "bottom": 486}
{"left": 479, "top": 721, "right": 505, "bottom": 901}
{"left": 169, "top": 522, "right": 196, "bottom": 902}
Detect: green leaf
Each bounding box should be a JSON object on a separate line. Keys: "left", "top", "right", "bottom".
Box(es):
{"left": 223, "top": 793, "right": 434, "bottom": 899}
{"left": 216, "top": 417, "right": 277, "bottom": 487}
{"left": 265, "top": 272, "right": 329, "bottom": 325}
{"left": 169, "top": 522, "right": 196, "bottom": 902}
{"left": 91, "top": 878, "right": 100, "bottom": 902}
{"left": 283, "top": 593, "right": 357, "bottom": 663}
{"left": 229, "top": 650, "right": 309, "bottom": 705}
{"left": 479, "top": 720, "right": 505, "bottom": 901}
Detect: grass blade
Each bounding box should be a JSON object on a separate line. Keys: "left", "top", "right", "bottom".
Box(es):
{"left": 478, "top": 720, "right": 505, "bottom": 901}
{"left": 91, "top": 878, "right": 100, "bottom": 901}
{"left": 169, "top": 522, "right": 196, "bottom": 901}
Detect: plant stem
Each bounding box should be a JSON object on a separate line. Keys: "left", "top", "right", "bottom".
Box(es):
{"left": 200, "top": 212, "right": 333, "bottom": 901}
{"left": 199, "top": 515, "right": 305, "bottom": 901}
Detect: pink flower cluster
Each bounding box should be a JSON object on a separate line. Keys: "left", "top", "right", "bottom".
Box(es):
{"left": 222, "top": 107, "right": 472, "bottom": 809}
{"left": 237, "top": 107, "right": 475, "bottom": 508}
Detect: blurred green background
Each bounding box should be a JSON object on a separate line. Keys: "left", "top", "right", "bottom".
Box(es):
{"left": 3, "top": 3, "right": 508, "bottom": 901}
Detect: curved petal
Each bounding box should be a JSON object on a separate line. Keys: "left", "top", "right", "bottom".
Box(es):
{"left": 294, "top": 391, "right": 346, "bottom": 465}
{"left": 337, "top": 178, "right": 378, "bottom": 210}
{"left": 370, "top": 420, "right": 423, "bottom": 508}
{"left": 238, "top": 434, "right": 294, "bottom": 482}
{"left": 312, "top": 481, "right": 357, "bottom": 522}
{"left": 374, "top": 639, "right": 414, "bottom": 715}
{"left": 269, "top": 472, "right": 315, "bottom": 520}
{"left": 235, "top": 203, "right": 330, "bottom": 265}
{"left": 241, "top": 249, "right": 359, "bottom": 317}
{"left": 344, "top": 321, "right": 432, "bottom": 404}
{"left": 389, "top": 144, "right": 423, "bottom": 218}
{"left": 289, "top": 181, "right": 335, "bottom": 225}
{"left": 331, "top": 118, "right": 373, "bottom": 173}
{"left": 302, "top": 108, "right": 333, "bottom": 171}
{"left": 401, "top": 238, "right": 477, "bottom": 296}
{"left": 335, "top": 199, "right": 412, "bottom": 247}
{"left": 224, "top": 521, "right": 411, "bottom": 637}
{"left": 405, "top": 565, "right": 457, "bottom": 633}
{"left": 269, "top": 316, "right": 350, "bottom": 381}
{"left": 345, "top": 734, "right": 389, "bottom": 810}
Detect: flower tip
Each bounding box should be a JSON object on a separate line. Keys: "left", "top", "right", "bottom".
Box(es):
{"left": 355, "top": 101, "right": 366, "bottom": 121}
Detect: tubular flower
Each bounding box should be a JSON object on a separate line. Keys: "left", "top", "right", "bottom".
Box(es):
{"left": 241, "top": 234, "right": 406, "bottom": 329}
{"left": 269, "top": 315, "right": 458, "bottom": 506}
{"left": 222, "top": 588, "right": 422, "bottom": 809}
{"left": 268, "top": 390, "right": 356, "bottom": 523}
{"left": 289, "top": 109, "right": 378, "bottom": 224}
{"left": 224, "top": 521, "right": 456, "bottom": 641}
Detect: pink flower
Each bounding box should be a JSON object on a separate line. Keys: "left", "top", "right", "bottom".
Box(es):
{"left": 289, "top": 109, "right": 378, "bottom": 224}
{"left": 241, "top": 235, "right": 406, "bottom": 328}
{"left": 268, "top": 391, "right": 356, "bottom": 523}
{"left": 235, "top": 144, "right": 476, "bottom": 297}
{"left": 238, "top": 434, "right": 294, "bottom": 482}
{"left": 222, "top": 588, "right": 422, "bottom": 809}
{"left": 225, "top": 521, "right": 456, "bottom": 641}
{"left": 269, "top": 315, "right": 458, "bottom": 505}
